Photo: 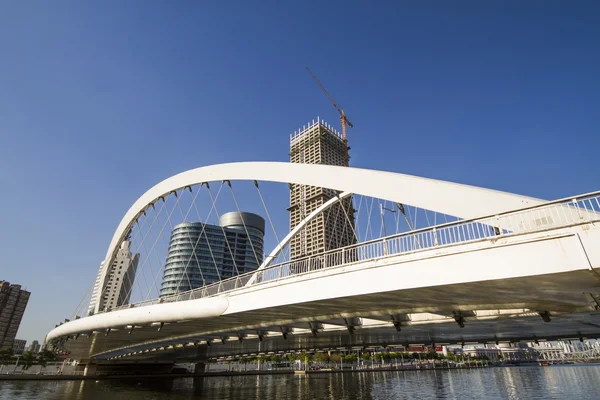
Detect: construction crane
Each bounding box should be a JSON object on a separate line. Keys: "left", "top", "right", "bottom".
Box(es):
{"left": 306, "top": 66, "right": 353, "bottom": 165}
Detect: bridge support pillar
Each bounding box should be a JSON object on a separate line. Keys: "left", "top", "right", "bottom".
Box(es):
{"left": 192, "top": 344, "right": 208, "bottom": 375}
{"left": 194, "top": 362, "right": 206, "bottom": 375}
{"left": 83, "top": 363, "right": 97, "bottom": 377}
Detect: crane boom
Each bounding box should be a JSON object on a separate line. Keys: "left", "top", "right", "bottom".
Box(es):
{"left": 305, "top": 66, "right": 353, "bottom": 164}
{"left": 306, "top": 67, "right": 340, "bottom": 113}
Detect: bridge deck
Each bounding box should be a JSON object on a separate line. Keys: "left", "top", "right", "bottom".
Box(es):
{"left": 50, "top": 221, "right": 600, "bottom": 361}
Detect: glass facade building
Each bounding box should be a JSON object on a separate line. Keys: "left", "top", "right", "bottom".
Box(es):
{"left": 159, "top": 212, "right": 265, "bottom": 297}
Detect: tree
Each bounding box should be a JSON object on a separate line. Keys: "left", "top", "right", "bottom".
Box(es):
{"left": 270, "top": 354, "right": 282, "bottom": 363}
{"left": 298, "top": 352, "right": 311, "bottom": 366}
{"left": 20, "top": 351, "right": 35, "bottom": 370}
{"left": 344, "top": 354, "right": 358, "bottom": 363}
{"left": 313, "top": 352, "right": 330, "bottom": 364}
{"left": 38, "top": 350, "right": 58, "bottom": 367}
{"left": 0, "top": 349, "right": 14, "bottom": 365}
{"left": 329, "top": 354, "right": 341, "bottom": 364}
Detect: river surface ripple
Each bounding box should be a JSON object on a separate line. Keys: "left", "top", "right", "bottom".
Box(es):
{"left": 1, "top": 365, "right": 599, "bottom": 400}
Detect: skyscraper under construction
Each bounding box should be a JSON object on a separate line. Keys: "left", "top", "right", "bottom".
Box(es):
{"left": 288, "top": 118, "right": 356, "bottom": 260}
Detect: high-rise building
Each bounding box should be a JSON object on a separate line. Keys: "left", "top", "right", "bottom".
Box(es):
{"left": 88, "top": 241, "right": 139, "bottom": 314}
{"left": 0, "top": 281, "right": 30, "bottom": 351}
{"left": 26, "top": 340, "right": 41, "bottom": 353}
{"left": 12, "top": 339, "right": 26, "bottom": 355}
{"left": 288, "top": 118, "right": 356, "bottom": 260}
{"left": 160, "top": 212, "right": 265, "bottom": 297}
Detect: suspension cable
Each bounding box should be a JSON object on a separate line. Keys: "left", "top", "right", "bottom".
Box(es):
{"left": 354, "top": 194, "right": 364, "bottom": 243}
{"left": 325, "top": 195, "right": 340, "bottom": 251}
{"left": 364, "top": 197, "right": 375, "bottom": 241}
{"left": 413, "top": 206, "right": 419, "bottom": 230}
{"left": 118, "top": 218, "right": 147, "bottom": 310}
{"left": 172, "top": 187, "right": 202, "bottom": 291}
{"left": 146, "top": 186, "right": 201, "bottom": 300}
{"left": 71, "top": 276, "right": 97, "bottom": 319}
{"left": 134, "top": 192, "right": 188, "bottom": 302}
{"left": 134, "top": 196, "right": 179, "bottom": 301}
{"left": 379, "top": 200, "right": 386, "bottom": 238}
{"left": 120, "top": 191, "right": 183, "bottom": 307}
{"left": 145, "top": 203, "right": 185, "bottom": 301}
{"left": 424, "top": 208, "right": 432, "bottom": 228}
{"left": 206, "top": 184, "right": 240, "bottom": 277}
{"left": 254, "top": 180, "right": 287, "bottom": 263}
{"left": 225, "top": 181, "right": 261, "bottom": 266}
{"left": 336, "top": 194, "right": 359, "bottom": 242}
{"left": 174, "top": 183, "right": 224, "bottom": 292}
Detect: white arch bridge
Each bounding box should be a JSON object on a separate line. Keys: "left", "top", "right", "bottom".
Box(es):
{"left": 46, "top": 162, "right": 600, "bottom": 370}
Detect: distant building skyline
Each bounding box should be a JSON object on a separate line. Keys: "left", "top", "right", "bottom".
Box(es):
{"left": 12, "top": 338, "right": 26, "bottom": 355}
{"left": 27, "top": 340, "right": 41, "bottom": 353}
{"left": 0, "top": 281, "right": 30, "bottom": 351}
{"left": 159, "top": 212, "right": 265, "bottom": 297}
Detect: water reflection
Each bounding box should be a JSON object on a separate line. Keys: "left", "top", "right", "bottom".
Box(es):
{"left": 1, "top": 365, "right": 599, "bottom": 400}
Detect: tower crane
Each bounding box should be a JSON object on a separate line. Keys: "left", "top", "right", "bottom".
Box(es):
{"left": 306, "top": 66, "right": 353, "bottom": 165}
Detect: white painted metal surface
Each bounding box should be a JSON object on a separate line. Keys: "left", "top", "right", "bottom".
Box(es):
{"left": 95, "top": 162, "right": 545, "bottom": 312}
{"left": 49, "top": 297, "right": 229, "bottom": 341}
{"left": 251, "top": 191, "right": 353, "bottom": 278}
{"left": 105, "top": 191, "right": 600, "bottom": 309}
{"left": 48, "top": 222, "right": 600, "bottom": 358}
{"left": 50, "top": 159, "right": 600, "bottom": 360}
{"left": 105, "top": 163, "right": 543, "bottom": 264}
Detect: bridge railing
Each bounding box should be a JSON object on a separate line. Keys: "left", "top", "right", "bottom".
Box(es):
{"left": 112, "top": 191, "right": 600, "bottom": 311}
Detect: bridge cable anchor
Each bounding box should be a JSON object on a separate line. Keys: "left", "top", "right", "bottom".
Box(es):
{"left": 308, "top": 322, "right": 322, "bottom": 336}
{"left": 453, "top": 312, "right": 466, "bottom": 328}
{"left": 280, "top": 326, "right": 291, "bottom": 339}
{"left": 538, "top": 311, "right": 552, "bottom": 323}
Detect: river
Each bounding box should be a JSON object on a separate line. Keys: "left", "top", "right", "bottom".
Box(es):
{"left": 1, "top": 365, "right": 599, "bottom": 399}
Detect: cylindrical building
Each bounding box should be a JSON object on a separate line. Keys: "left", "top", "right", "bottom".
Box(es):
{"left": 159, "top": 212, "right": 265, "bottom": 297}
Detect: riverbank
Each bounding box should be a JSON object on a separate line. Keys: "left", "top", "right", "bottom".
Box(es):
{"left": 4, "top": 364, "right": 600, "bottom": 400}
{"left": 0, "top": 363, "right": 497, "bottom": 381}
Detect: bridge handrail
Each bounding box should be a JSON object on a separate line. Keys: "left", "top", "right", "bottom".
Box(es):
{"left": 110, "top": 191, "right": 600, "bottom": 312}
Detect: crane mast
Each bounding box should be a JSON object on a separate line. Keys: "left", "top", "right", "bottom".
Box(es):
{"left": 306, "top": 66, "right": 353, "bottom": 165}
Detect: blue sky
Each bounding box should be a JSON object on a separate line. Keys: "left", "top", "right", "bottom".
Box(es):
{"left": 0, "top": 1, "right": 598, "bottom": 343}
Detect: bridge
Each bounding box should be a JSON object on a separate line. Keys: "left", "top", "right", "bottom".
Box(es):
{"left": 45, "top": 162, "right": 600, "bottom": 374}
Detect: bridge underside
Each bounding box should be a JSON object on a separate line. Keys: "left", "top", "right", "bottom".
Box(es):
{"left": 61, "top": 269, "right": 600, "bottom": 362}
{"left": 120, "top": 311, "right": 600, "bottom": 363}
